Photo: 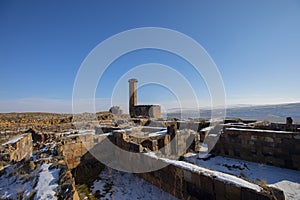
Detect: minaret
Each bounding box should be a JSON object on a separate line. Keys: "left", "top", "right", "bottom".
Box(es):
{"left": 128, "top": 78, "right": 138, "bottom": 117}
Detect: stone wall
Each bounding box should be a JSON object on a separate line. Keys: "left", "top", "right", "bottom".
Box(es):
{"left": 135, "top": 154, "right": 284, "bottom": 200}
{"left": 55, "top": 160, "right": 80, "bottom": 200}
{"left": 264, "top": 122, "right": 300, "bottom": 132}
{"left": 60, "top": 128, "right": 285, "bottom": 199}
{"left": 110, "top": 128, "right": 199, "bottom": 156}
{"left": 0, "top": 133, "right": 33, "bottom": 163}
{"left": 62, "top": 134, "right": 106, "bottom": 169}
{"left": 212, "top": 127, "right": 300, "bottom": 170}
{"left": 132, "top": 105, "right": 161, "bottom": 118}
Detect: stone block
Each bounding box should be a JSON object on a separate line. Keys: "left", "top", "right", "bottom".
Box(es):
{"left": 73, "top": 149, "right": 82, "bottom": 157}
{"left": 293, "top": 134, "right": 300, "bottom": 139}
{"left": 248, "top": 140, "right": 255, "bottom": 145}
{"left": 264, "top": 136, "right": 274, "bottom": 143}
{"left": 186, "top": 182, "right": 207, "bottom": 200}
{"left": 228, "top": 149, "right": 234, "bottom": 156}
{"left": 183, "top": 169, "right": 192, "bottom": 182}
{"left": 81, "top": 148, "right": 88, "bottom": 155}
{"left": 262, "top": 147, "right": 274, "bottom": 156}
{"left": 73, "top": 161, "right": 81, "bottom": 168}
{"left": 225, "top": 183, "right": 241, "bottom": 200}
{"left": 293, "top": 144, "right": 300, "bottom": 154}
{"left": 84, "top": 142, "right": 95, "bottom": 150}
{"left": 74, "top": 156, "right": 81, "bottom": 162}
{"left": 69, "top": 143, "right": 75, "bottom": 150}
{"left": 84, "top": 134, "right": 94, "bottom": 142}
{"left": 66, "top": 156, "right": 74, "bottom": 164}
{"left": 160, "top": 170, "right": 172, "bottom": 184}
{"left": 161, "top": 180, "right": 175, "bottom": 196}
{"left": 129, "top": 142, "right": 142, "bottom": 152}
{"left": 113, "top": 131, "right": 126, "bottom": 139}
{"left": 274, "top": 138, "right": 282, "bottom": 144}
{"left": 214, "top": 178, "right": 226, "bottom": 200}
{"left": 241, "top": 187, "right": 269, "bottom": 200}
{"left": 164, "top": 134, "right": 170, "bottom": 144}
{"left": 251, "top": 135, "right": 258, "bottom": 140}
{"left": 75, "top": 136, "right": 82, "bottom": 143}
{"left": 276, "top": 133, "right": 292, "bottom": 139}
{"left": 96, "top": 135, "right": 106, "bottom": 143}
{"left": 200, "top": 174, "right": 214, "bottom": 194}
{"left": 291, "top": 155, "right": 300, "bottom": 170}
{"left": 269, "top": 187, "right": 285, "bottom": 200}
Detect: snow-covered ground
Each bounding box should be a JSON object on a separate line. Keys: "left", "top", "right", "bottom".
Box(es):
{"left": 0, "top": 163, "right": 60, "bottom": 200}
{"left": 34, "top": 163, "right": 60, "bottom": 200}
{"left": 184, "top": 153, "right": 300, "bottom": 200}
{"left": 0, "top": 141, "right": 60, "bottom": 200}
{"left": 91, "top": 167, "right": 178, "bottom": 200}
{"left": 152, "top": 155, "right": 262, "bottom": 192}
{"left": 0, "top": 164, "right": 37, "bottom": 199}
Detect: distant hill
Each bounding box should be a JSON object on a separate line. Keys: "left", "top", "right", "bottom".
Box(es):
{"left": 166, "top": 102, "right": 300, "bottom": 123}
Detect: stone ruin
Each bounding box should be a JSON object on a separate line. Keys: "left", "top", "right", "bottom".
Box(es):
{"left": 109, "top": 106, "right": 123, "bottom": 115}
{"left": 0, "top": 133, "right": 32, "bottom": 165}
{"left": 1, "top": 112, "right": 300, "bottom": 199}
{"left": 128, "top": 78, "right": 161, "bottom": 118}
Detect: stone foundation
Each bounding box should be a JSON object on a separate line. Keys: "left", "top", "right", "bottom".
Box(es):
{"left": 212, "top": 127, "right": 300, "bottom": 170}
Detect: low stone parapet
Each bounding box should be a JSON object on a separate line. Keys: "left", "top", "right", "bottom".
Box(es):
{"left": 0, "top": 133, "right": 32, "bottom": 163}
{"left": 136, "top": 153, "right": 284, "bottom": 200}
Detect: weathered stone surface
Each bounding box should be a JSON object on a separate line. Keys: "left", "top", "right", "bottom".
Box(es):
{"left": 241, "top": 187, "right": 269, "bottom": 200}
{"left": 0, "top": 133, "right": 32, "bottom": 163}
{"left": 214, "top": 178, "right": 226, "bottom": 200}
{"left": 212, "top": 127, "right": 300, "bottom": 170}
{"left": 225, "top": 184, "right": 241, "bottom": 200}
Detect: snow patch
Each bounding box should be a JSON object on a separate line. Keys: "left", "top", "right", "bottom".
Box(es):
{"left": 184, "top": 154, "right": 300, "bottom": 200}
{"left": 148, "top": 130, "right": 167, "bottom": 137}
{"left": 226, "top": 127, "right": 294, "bottom": 134}
{"left": 92, "top": 168, "right": 178, "bottom": 200}
{"left": 34, "top": 164, "right": 60, "bottom": 200}
{"left": 2, "top": 134, "right": 24, "bottom": 145}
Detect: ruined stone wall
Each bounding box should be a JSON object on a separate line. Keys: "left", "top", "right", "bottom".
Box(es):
{"left": 134, "top": 155, "right": 284, "bottom": 200}
{"left": 212, "top": 127, "right": 300, "bottom": 170}
{"left": 150, "top": 105, "right": 161, "bottom": 118}
{"left": 111, "top": 129, "right": 284, "bottom": 199}
{"left": 62, "top": 134, "right": 105, "bottom": 169}
{"left": 0, "top": 133, "right": 32, "bottom": 163}
{"left": 60, "top": 128, "right": 285, "bottom": 200}
{"left": 62, "top": 131, "right": 143, "bottom": 170}
{"left": 56, "top": 160, "right": 80, "bottom": 200}
{"left": 132, "top": 105, "right": 161, "bottom": 118}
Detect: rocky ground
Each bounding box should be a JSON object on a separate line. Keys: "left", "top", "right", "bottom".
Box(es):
{"left": 0, "top": 135, "right": 75, "bottom": 199}
{"left": 0, "top": 112, "right": 177, "bottom": 200}
{"left": 1, "top": 112, "right": 299, "bottom": 200}
{"left": 0, "top": 112, "right": 111, "bottom": 199}
{"left": 0, "top": 112, "right": 124, "bottom": 143}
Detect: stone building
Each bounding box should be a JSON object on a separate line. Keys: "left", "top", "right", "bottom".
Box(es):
{"left": 109, "top": 106, "right": 123, "bottom": 115}
{"left": 128, "top": 78, "right": 161, "bottom": 118}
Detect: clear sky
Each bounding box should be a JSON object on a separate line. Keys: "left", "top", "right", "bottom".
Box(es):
{"left": 0, "top": 0, "right": 300, "bottom": 113}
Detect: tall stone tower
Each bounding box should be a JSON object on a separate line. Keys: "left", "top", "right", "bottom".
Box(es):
{"left": 128, "top": 78, "right": 138, "bottom": 117}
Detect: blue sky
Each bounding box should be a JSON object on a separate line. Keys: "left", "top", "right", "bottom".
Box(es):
{"left": 0, "top": 1, "right": 300, "bottom": 113}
